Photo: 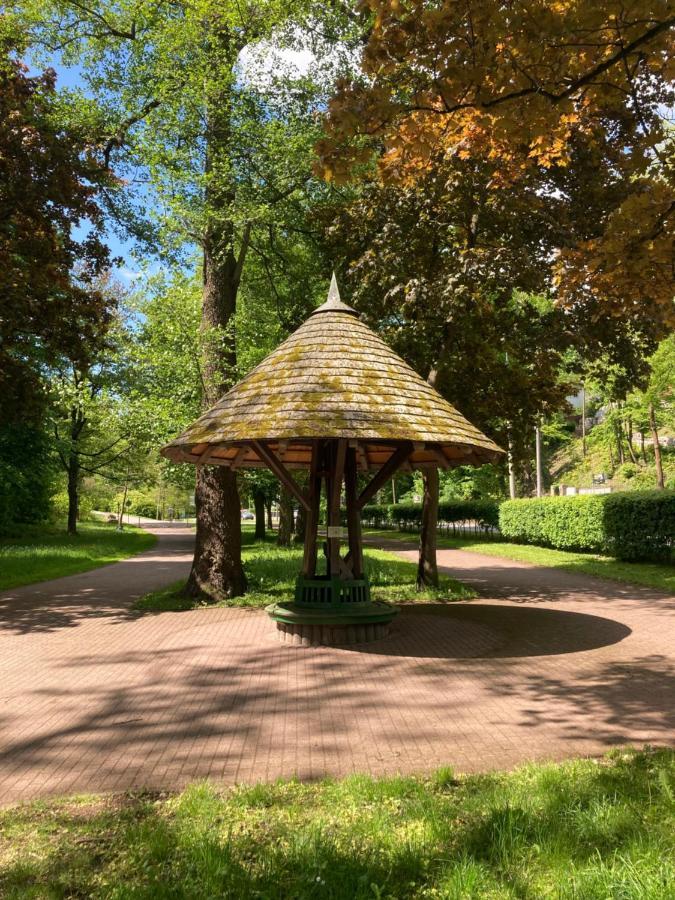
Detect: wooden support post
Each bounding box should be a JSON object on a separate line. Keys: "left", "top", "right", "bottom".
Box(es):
{"left": 344, "top": 446, "right": 364, "bottom": 578}
{"left": 327, "top": 439, "right": 347, "bottom": 577}
{"left": 427, "top": 445, "right": 449, "bottom": 469}
{"left": 357, "top": 443, "right": 369, "bottom": 472}
{"left": 302, "top": 442, "right": 322, "bottom": 577}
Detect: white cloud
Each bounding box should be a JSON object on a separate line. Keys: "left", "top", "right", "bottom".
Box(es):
{"left": 119, "top": 267, "right": 143, "bottom": 281}
{"left": 238, "top": 41, "right": 316, "bottom": 88}
{"left": 236, "top": 24, "right": 360, "bottom": 90}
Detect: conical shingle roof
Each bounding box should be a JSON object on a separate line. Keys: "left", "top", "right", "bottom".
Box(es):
{"left": 161, "top": 277, "right": 502, "bottom": 470}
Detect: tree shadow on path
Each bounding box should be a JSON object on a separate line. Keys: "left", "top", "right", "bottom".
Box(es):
{"left": 354, "top": 603, "right": 631, "bottom": 659}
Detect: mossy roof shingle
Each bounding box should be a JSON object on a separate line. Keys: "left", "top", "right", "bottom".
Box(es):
{"left": 162, "top": 287, "right": 502, "bottom": 470}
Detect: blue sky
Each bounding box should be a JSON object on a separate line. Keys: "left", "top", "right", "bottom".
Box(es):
{"left": 38, "top": 56, "right": 156, "bottom": 282}
{"left": 39, "top": 37, "right": 322, "bottom": 284}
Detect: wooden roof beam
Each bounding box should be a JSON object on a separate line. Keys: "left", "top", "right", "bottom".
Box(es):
{"left": 357, "top": 442, "right": 414, "bottom": 509}
{"left": 196, "top": 445, "right": 216, "bottom": 465}
{"left": 349, "top": 438, "right": 369, "bottom": 472}
{"left": 251, "top": 440, "right": 311, "bottom": 511}
{"left": 426, "top": 445, "right": 450, "bottom": 469}
{"left": 230, "top": 445, "right": 250, "bottom": 469}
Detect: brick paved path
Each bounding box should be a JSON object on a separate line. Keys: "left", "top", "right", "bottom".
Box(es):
{"left": 0, "top": 526, "right": 673, "bottom": 805}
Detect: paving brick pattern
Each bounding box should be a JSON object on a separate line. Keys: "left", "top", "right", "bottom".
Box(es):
{"left": 0, "top": 526, "right": 673, "bottom": 805}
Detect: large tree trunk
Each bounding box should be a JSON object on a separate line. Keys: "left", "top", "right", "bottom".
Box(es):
{"left": 117, "top": 469, "right": 130, "bottom": 531}
{"left": 614, "top": 406, "right": 625, "bottom": 464}
{"left": 67, "top": 455, "right": 79, "bottom": 536}
{"left": 507, "top": 430, "right": 517, "bottom": 499}
{"left": 277, "top": 487, "right": 294, "bottom": 546}
{"left": 188, "top": 465, "right": 246, "bottom": 599}
{"left": 417, "top": 466, "right": 439, "bottom": 589}
{"left": 66, "top": 404, "right": 84, "bottom": 536}
{"left": 649, "top": 403, "right": 665, "bottom": 489}
{"left": 581, "top": 385, "right": 587, "bottom": 457}
{"left": 294, "top": 502, "right": 306, "bottom": 543}
{"left": 535, "top": 423, "right": 543, "bottom": 497}
{"left": 253, "top": 489, "right": 266, "bottom": 540}
{"left": 418, "top": 364, "right": 442, "bottom": 588}
{"left": 185, "top": 237, "right": 247, "bottom": 600}
{"left": 185, "top": 24, "right": 249, "bottom": 601}
{"left": 626, "top": 418, "right": 638, "bottom": 465}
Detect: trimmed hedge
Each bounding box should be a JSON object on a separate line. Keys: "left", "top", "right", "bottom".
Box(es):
{"left": 361, "top": 499, "right": 500, "bottom": 534}
{"left": 603, "top": 491, "right": 675, "bottom": 562}
{"left": 499, "top": 495, "right": 606, "bottom": 553}
{"left": 359, "top": 503, "right": 389, "bottom": 528}
{"left": 500, "top": 491, "right": 675, "bottom": 563}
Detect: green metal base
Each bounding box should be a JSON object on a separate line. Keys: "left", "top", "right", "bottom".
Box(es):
{"left": 266, "top": 598, "right": 398, "bottom": 628}
{"left": 294, "top": 574, "right": 371, "bottom": 608}
{"left": 271, "top": 617, "right": 392, "bottom": 646}
{"left": 266, "top": 574, "right": 397, "bottom": 645}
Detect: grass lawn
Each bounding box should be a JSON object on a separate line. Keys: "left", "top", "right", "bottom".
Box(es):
{"left": 1, "top": 748, "right": 672, "bottom": 898}
{"left": 136, "top": 529, "right": 474, "bottom": 612}
{"left": 365, "top": 529, "right": 675, "bottom": 595}
{"left": 0, "top": 521, "right": 157, "bottom": 591}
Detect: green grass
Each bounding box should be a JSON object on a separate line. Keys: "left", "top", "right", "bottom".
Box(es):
{"left": 1, "top": 748, "right": 673, "bottom": 898}
{"left": 0, "top": 521, "right": 157, "bottom": 590}
{"left": 135, "top": 530, "right": 474, "bottom": 612}
{"left": 365, "top": 529, "right": 675, "bottom": 595}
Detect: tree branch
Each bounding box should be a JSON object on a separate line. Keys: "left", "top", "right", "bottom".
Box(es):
{"left": 234, "top": 222, "right": 252, "bottom": 287}
{"left": 80, "top": 444, "right": 130, "bottom": 473}
{"left": 102, "top": 99, "right": 161, "bottom": 168}
{"left": 53, "top": 424, "right": 68, "bottom": 471}
{"left": 78, "top": 434, "right": 129, "bottom": 457}
{"left": 404, "top": 17, "right": 675, "bottom": 116}
{"left": 64, "top": 0, "right": 136, "bottom": 40}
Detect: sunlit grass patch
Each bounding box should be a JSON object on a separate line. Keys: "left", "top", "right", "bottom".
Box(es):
{"left": 365, "top": 529, "right": 675, "bottom": 595}
{"left": 1, "top": 748, "right": 672, "bottom": 899}
{"left": 135, "top": 529, "right": 473, "bottom": 612}
{"left": 0, "top": 521, "right": 156, "bottom": 590}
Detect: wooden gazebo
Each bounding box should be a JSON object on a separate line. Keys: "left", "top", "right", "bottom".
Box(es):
{"left": 162, "top": 275, "right": 502, "bottom": 644}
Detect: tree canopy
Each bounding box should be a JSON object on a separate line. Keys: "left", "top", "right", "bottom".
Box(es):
{"left": 318, "top": 2, "right": 675, "bottom": 330}
{"left": 3, "top": 1, "right": 672, "bottom": 586}
{"left": 0, "top": 37, "right": 113, "bottom": 421}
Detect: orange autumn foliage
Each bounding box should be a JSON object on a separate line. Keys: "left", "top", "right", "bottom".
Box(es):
{"left": 319, "top": 1, "right": 675, "bottom": 328}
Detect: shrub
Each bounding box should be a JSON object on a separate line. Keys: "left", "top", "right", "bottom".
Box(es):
{"left": 50, "top": 490, "right": 94, "bottom": 523}
{"left": 603, "top": 491, "right": 675, "bottom": 562}
{"left": 363, "top": 499, "right": 500, "bottom": 534}
{"left": 499, "top": 492, "right": 675, "bottom": 562}
{"left": 133, "top": 502, "right": 157, "bottom": 519}
{"left": 361, "top": 504, "right": 390, "bottom": 528}
{"left": 116, "top": 489, "right": 159, "bottom": 518}
{"left": 438, "top": 499, "right": 500, "bottom": 530}
{"left": 390, "top": 502, "right": 422, "bottom": 529}
{"left": 0, "top": 425, "right": 55, "bottom": 531}
{"left": 617, "top": 462, "right": 638, "bottom": 480}
{"left": 499, "top": 496, "right": 606, "bottom": 553}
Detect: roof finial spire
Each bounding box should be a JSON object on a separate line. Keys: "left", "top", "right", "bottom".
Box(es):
{"left": 311, "top": 270, "right": 359, "bottom": 316}
{"left": 327, "top": 271, "right": 341, "bottom": 304}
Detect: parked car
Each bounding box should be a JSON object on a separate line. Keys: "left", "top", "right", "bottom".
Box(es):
{"left": 241, "top": 510, "right": 255, "bottom": 520}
